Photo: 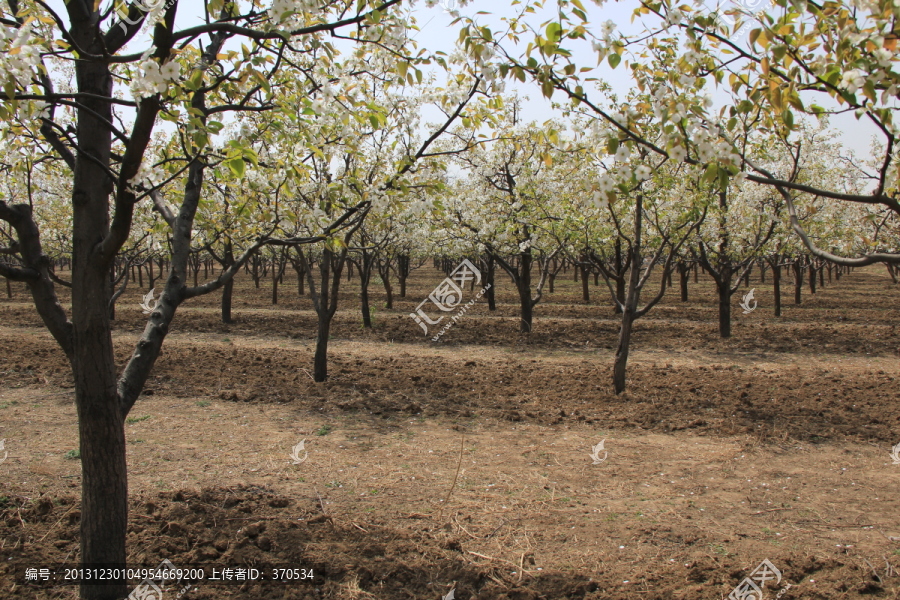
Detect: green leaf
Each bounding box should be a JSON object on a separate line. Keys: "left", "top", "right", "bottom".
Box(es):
{"left": 227, "top": 157, "right": 245, "bottom": 178}
{"left": 545, "top": 22, "right": 562, "bottom": 43}
{"left": 718, "top": 166, "right": 729, "bottom": 190}
{"left": 606, "top": 137, "right": 619, "bottom": 155}
{"left": 608, "top": 53, "right": 621, "bottom": 69}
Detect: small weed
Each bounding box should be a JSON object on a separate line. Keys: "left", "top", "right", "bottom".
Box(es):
{"left": 129, "top": 439, "right": 145, "bottom": 444}
{"left": 605, "top": 513, "right": 619, "bottom": 522}
{"left": 325, "top": 481, "right": 343, "bottom": 488}
{"left": 126, "top": 415, "right": 152, "bottom": 424}
{"left": 315, "top": 424, "right": 332, "bottom": 436}
{"left": 196, "top": 400, "right": 211, "bottom": 407}
{"left": 0, "top": 400, "right": 18, "bottom": 409}
{"left": 0, "top": 496, "right": 10, "bottom": 508}
{"left": 64, "top": 450, "right": 80, "bottom": 460}
{"left": 369, "top": 489, "right": 380, "bottom": 495}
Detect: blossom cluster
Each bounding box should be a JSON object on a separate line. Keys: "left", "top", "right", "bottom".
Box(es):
{"left": 0, "top": 21, "right": 42, "bottom": 90}
{"left": 131, "top": 50, "right": 182, "bottom": 100}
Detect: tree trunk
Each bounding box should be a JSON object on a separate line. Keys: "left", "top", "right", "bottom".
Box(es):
{"left": 485, "top": 254, "right": 496, "bottom": 311}
{"left": 5, "top": 277, "right": 11, "bottom": 298}
{"left": 771, "top": 261, "right": 782, "bottom": 317}
{"left": 614, "top": 239, "right": 625, "bottom": 314}
{"left": 612, "top": 307, "right": 635, "bottom": 395}
{"left": 678, "top": 262, "right": 688, "bottom": 302}
{"left": 272, "top": 264, "right": 279, "bottom": 305}
{"left": 809, "top": 259, "right": 816, "bottom": 295}
{"left": 580, "top": 257, "right": 589, "bottom": 303}
{"left": 518, "top": 251, "right": 533, "bottom": 333}
{"left": 221, "top": 242, "right": 235, "bottom": 324}
{"left": 718, "top": 272, "right": 732, "bottom": 339}
{"left": 70, "top": 54, "right": 128, "bottom": 600}
{"left": 381, "top": 265, "right": 393, "bottom": 309}
{"left": 613, "top": 196, "right": 644, "bottom": 395}
{"left": 398, "top": 254, "right": 408, "bottom": 298}
{"left": 793, "top": 261, "right": 803, "bottom": 305}
{"left": 359, "top": 253, "right": 373, "bottom": 328}
{"left": 308, "top": 246, "right": 345, "bottom": 382}
{"left": 314, "top": 311, "right": 331, "bottom": 382}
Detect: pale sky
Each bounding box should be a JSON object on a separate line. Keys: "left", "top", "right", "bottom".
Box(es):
{"left": 43, "top": 0, "right": 880, "bottom": 160}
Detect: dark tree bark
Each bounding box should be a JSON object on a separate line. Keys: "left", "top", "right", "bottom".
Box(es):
{"left": 357, "top": 250, "right": 375, "bottom": 328}
{"left": 767, "top": 256, "right": 782, "bottom": 317}
{"left": 809, "top": 257, "right": 817, "bottom": 295}
{"left": 580, "top": 254, "right": 590, "bottom": 303}
{"left": 397, "top": 253, "right": 409, "bottom": 298}
{"left": 485, "top": 253, "right": 496, "bottom": 311}
{"left": 377, "top": 257, "right": 393, "bottom": 309}
{"left": 678, "top": 261, "right": 689, "bottom": 302}
{"left": 793, "top": 259, "right": 803, "bottom": 305}
{"left": 300, "top": 246, "right": 348, "bottom": 382}
{"left": 488, "top": 239, "right": 556, "bottom": 333}
{"left": 614, "top": 239, "right": 626, "bottom": 313}
{"left": 221, "top": 241, "right": 236, "bottom": 324}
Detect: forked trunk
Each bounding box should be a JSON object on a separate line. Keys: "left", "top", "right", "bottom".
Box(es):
{"left": 70, "top": 54, "right": 128, "bottom": 599}
{"left": 612, "top": 308, "right": 634, "bottom": 395}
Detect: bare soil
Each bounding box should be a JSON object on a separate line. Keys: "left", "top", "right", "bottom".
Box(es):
{"left": 1, "top": 265, "right": 899, "bottom": 599}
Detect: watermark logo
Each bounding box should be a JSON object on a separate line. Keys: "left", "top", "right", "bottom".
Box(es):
{"left": 128, "top": 559, "right": 193, "bottom": 600}
{"left": 140, "top": 288, "right": 159, "bottom": 315}
{"left": 429, "top": 0, "right": 464, "bottom": 15}
{"left": 290, "top": 439, "right": 308, "bottom": 465}
{"left": 115, "top": 0, "right": 177, "bottom": 35}
{"left": 589, "top": 439, "right": 608, "bottom": 465}
{"left": 0, "top": 439, "right": 6, "bottom": 465}
{"left": 890, "top": 442, "right": 900, "bottom": 465}
{"left": 740, "top": 288, "right": 757, "bottom": 314}
{"left": 410, "top": 259, "right": 491, "bottom": 341}
{"left": 715, "top": 0, "right": 770, "bottom": 43}
{"left": 729, "top": 558, "right": 791, "bottom": 600}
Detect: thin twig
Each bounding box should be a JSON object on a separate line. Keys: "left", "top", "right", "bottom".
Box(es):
{"left": 437, "top": 431, "right": 465, "bottom": 521}
{"left": 39, "top": 504, "right": 77, "bottom": 542}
